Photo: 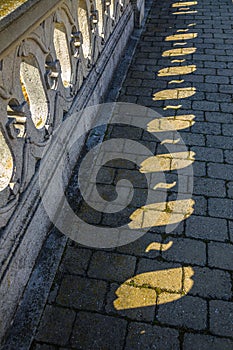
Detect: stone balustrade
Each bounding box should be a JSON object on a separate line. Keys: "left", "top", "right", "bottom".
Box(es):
{"left": 0, "top": 0, "right": 145, "bottom": 342}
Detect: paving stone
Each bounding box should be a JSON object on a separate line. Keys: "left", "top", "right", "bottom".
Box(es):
{"left": 228, "top": 220, "right": 233, "bottom": 242}
{"left": 192, "top": 161, "right": 207, "bottom": 177}
{"left": 224, "top": 150, "right": 233, "bottom": 164}
{"left": 208, "top": 198, "right": 233, "bottom": 219}
{"left": 188, "top": 267, "right": 231, "bottom": 300}
{"left": 70, "top": 312, "right": 127, "bottom": 349}
{"left": 88, "top": 251, "right": 136, "bottom": 282}
{"left": 186, "top": 216, "right": 228, "bottom": 242}
{"left": 207, "top": 162, "right": 233, "bottom": 180}
{"left": 35, "top": 305, "right": 76, "bottom": 346}
{"left": 192, "top": 101, "right": 220, "bottom": 112}
{"left": 191, "top": 195, "right": 208, "bottom": 216}
{"left": 178, "top": 133, "right": 205, "bottom": 147}
{"left": 193, "top": 177, "right": 226, "bottom": 197}
{"left": 207, "top": 135, "right": 233, "bottom": 149}
{"left": 183, "top": 333, "right": 233, "bottom": 350}
{"left": 162, "top": 238, "right": 206, "bottom": 266}
{"left": 125, "top": 323, "right": 179, "bottom": 350}
{"left": 205, "top": 112, "right": 233, "bottom": 124}
{"left": 210, "top": 300, "right": 233, "bottom": 337}
{"left": 190, "top": 121, "right": 221, "bottom": 135}
{"left": 190, "top": 146, "right": 223, "bottom": 163}
{"left": 32, "top": 344, "right": 57, "bottom": 350}
{"left": 56, "top": 275, "right": 107, "bottom": 311}
{"left": 157, "top": 295, "right": 207, "bottom": 331}
{"left": 208, "top": 241, "right": 233, "bottom": 270}
{"left": 222, "top": 123, "right": 233, "bottom": 136}
{"left": 59, "top": 246, "right": 92, "bottom": 275}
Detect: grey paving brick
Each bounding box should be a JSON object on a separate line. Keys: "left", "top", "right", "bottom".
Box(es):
{"left": 208, "top": 241, "right": 233, "bottom": 270}
{"left": 32, "top": 344, "right": 57, "bottom": 350}
{"left": 192, "top": 101, "right": 220, "bottom": 112}
{"left": 228, "top": 220, "right": 233, "bottom": 242}
{"left": 205, "top": 75, "right": 229, "bottom": 84}
{"left": 224, "top": 150, "right": 233, "bottom": 164}
{"left": 192, "top": 161, "right": 207, "bottom": 177}
{"left": 193, "top": 177, "right": 226, "bottom": 197}
{"left": 207, "top": 162, "right": 233, "bottom": 180}
{"left": 59, "top": 246, "right": 92, "bottom": 276}
{"left": 123, "top": 78, "right": 142, "bottom": 87}
{"left": 35, "top": 305, "right": 76, "bottom": 346}
{"left": 205, "top": 112, "right": 233, "bottom": 124}
{"left": 190, "top": 121, "right": 221, "bottom": 135}
{"left": 88, "top": 251, "right": 136, "bottom": 282}
{"left": 162, "top": 238, "right": 206, "bottom": 266}
{"left": 222, "top": 123, "right": 233, "bottom": 136}
{"left": 70, "top": 312, "right": 127, "bottom": 349}
{"left": 186, "top": 216, "right": 228, "bottom": 242}
{"left": 191, "top": 195, "right": 208, "bottom": 216}
{"left": 189, "top": 267, "right": 231, "bottom": 300}
{"left": 190, "top": 146, "right": 223, "bottom": 162}
{"left": 210, "top": 301, "right": 233, "bottom": 337}
{"left": 179, "top": 133, "right": 205, "bottom": 146}
{"left": 126, "top": 86, "right": 153, "bottom": 96}
{"left": 157, "top": 295, "right": 207, "bottom": 331}
{"left": 206, "top": 92, "right": 232, "bottom": 102}
{"left": 208, "top": 198, "right": 233, "bottom": 219}
{"left": 207, "top": 135, "right": 233, "bottom": 149}
{"left": 125, "top": 323, "right": 179, "bottom": 350}
{"left": 183, "top": 333, "right": 233, "bottom": 350}
{"left": 219, "top": 84, "right": 233, "bottom": 93}
{"left": 221, "top": 103, "right": 233, "bottom": 113}
{"left": 56, "top": 275, "right": 107, "bottom": 311}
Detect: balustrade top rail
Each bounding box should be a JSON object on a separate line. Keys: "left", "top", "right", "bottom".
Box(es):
{"left": 0, "top": 0, "right": 63, "bottom": 58}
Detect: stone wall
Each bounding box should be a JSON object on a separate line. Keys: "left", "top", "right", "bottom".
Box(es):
{"left": 0, "top": 0, "right": 144, "bottom": 341}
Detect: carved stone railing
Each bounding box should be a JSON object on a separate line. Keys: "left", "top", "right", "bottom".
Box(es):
{"left": 0, "top": 0, "right": 145, "bottom": 341}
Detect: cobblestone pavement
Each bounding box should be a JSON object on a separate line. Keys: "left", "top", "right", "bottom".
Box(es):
{"left": 31, "top": 0, "right": 233, "bottom": 349}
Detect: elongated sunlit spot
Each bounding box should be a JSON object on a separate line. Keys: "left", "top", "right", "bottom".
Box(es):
{"left": 171, "top": 59, "right": 186, "bottom": 63}
{"left": 129, "top": 199, "right": 195, "bottom": 229}
{"left": 158, "top": 65, "right": 196, "bottom": 76}
{"left": 153, "top": 181, "right": 176, "bottom": 190}
{"left": 165, "top": 33, "right": 198, "bottom": 41}
{"left": 172, "top": 1, "right": 197, "bottom": 7}
{"left": 145, "top": 241, "right": 173, "bottom": 252}
{"left": 162, "top": 47, "right": 196, "bottom": 57}
{"left": 161, "top": 138, "right": 180, "bottom": 144}
{"left": 173, "top": 42, "right": 187, "bottom": 46}
{"left": 173, "top": 11, "right": 198, "bottom": 14}
{"left": 168, "top": 80, "right": 184, "bottom": 84}
{"left": 163, "top": 105, "right": 182, "bottom": 110}
{"left": 148, "top": 115, "right": 195, "bottom": 132}
{"left": 153, "top": 87, "right": 196, "bottom": 101}
{"left": 140, "top": 151, "right": 195, "bottom": 173}
{"left": 177, "top": 29, "right": 189, "bottom": 33}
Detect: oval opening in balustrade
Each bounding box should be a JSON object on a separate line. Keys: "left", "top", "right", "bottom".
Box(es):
{"left": 54, "top": 23, "right": 72, "bottom": 88}
{"left": 96, "top": 0, "right": 104, "bottom": 37}
{"left": 20, "top": 56, "right": 48, "bottom": 129}
{"left": 0, "top": 128, "right": 13, "bottom": 192}
{"left": 77, "top": 0, "right": 91, "bottom": 58}
{"left": 110, "top": 0, "right": 115, "bottom": 19}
